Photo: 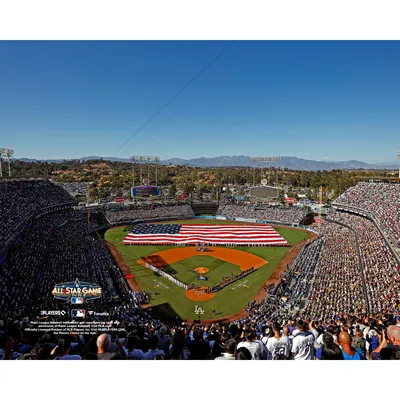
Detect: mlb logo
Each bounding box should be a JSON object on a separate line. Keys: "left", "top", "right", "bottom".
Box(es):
{"left": 71, "top": 309, "right": 86, "bottom": 318}
{"left": 71, "top": 297, "right": 84, "bottom": 304}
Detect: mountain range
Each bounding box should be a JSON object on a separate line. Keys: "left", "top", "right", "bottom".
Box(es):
{"left": 16, "top": 155, "right": 398, "bottom": 171}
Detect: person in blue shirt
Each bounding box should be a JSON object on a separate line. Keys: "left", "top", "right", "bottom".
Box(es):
{"left": 338, "top": 332, "right": 365, "bottom": 360}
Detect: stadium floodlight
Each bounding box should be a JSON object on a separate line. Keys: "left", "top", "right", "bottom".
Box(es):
{"left": 0, "top": 148, "right": 14, "bottom": 177}
{"left": 252, "top": 156, "right": 281, "bottom": 163}
{"left": 131, "top": 156, "right": 160, "bottom": 163}
{"left": 5, "top": 149, "right": 14, "bottom": 158}
{"left": 397, "top": 151, "right": 400, "bottom": 179}
{"left": 131, "top": 156, "right": 160, "bottom": 191}
{"left": 252, "top": 156, "right": 281, "bottom": 187}
{"left": 0, "top": 148, "right": 5, "bottom": 177}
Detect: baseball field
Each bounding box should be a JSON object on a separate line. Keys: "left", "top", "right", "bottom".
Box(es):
{"left": 105, "top": 220, "right": 311, "bottom": 321}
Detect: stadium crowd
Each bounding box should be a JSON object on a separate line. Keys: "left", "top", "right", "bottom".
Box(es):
{"left": 327, "top": 211, "right": 400, "bottom": 314}
{"left": 53, "top": 182, "right": 88, "bottom": 197}
{"left": 216, "top": 204, "right": 308, "bottom": 224}
{"left": 304, "top": 220, "right": 367, "bottom": 319}
{"left": 0, "top": 208, "right": 131, "bottom": 322}
{"left": 334, "top": 182, "right": 400, "bottom": 247}
{"left": 105, "top": 204, "right": 195, "bottom": 223}
{"left": 0, "top": 180, "right": 74, "bottom": 248}
{"left": 280, "top": 237, "right": 323, "bottom": 309}
{"left": 1, "top": 180, "right": 400, "bottom": 360}
{"left": 1, "top": 304, "right": 400, "bottom": 360}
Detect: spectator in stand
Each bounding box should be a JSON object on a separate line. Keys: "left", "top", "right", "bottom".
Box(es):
{"left": 291, "top": 321, "right": 315, "bottom": 360}
{"left": 96, "top": 334, "right": 126, "bottom": 360}
{"left": 125, "top": 336, "right": 145, "bottom": 360}
{"left": 235, "top": 347, "right": 252, "bottom": 360}
{"left": 266, "top": 323, "right": 291, "bottom": 360}
{"left": 157, "top": 325, "right": 171, "bottom": 358}
{"left": 371, "top": 325, "right": 400, "bottom": 360}
{"left": 352, "top": 329, "right": 366, "bottom": 355}
{"left": 214, "top": 339, "right": 237, "bottom": 360}
{"left": 144, "top": 335, "right": 165, "bottom": 360}
{"left": 338, "top": 331, "right": 364, "bottom": 360}
{"left": 52, "top": 336, "right": 82, "bottom": 360}
{"left": 237, "top": 330, "right": 263, "bottom": 360}
{"left": 188, "top": 329, "right": 210, "bottom": 360}
{"left": 315, "top": 333, "right": 343, "bottom": 360}
{"left": 169, "top": 330, "right": 189, "bottom": 360}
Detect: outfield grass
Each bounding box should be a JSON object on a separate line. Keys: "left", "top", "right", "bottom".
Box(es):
{"left": 104, "top": 220, "right": 310, "bottom": 320}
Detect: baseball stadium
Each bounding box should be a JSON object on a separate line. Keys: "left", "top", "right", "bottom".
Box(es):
{"left": 1, "top": 40, "right": 400, "bottom": 363}
{"left": 1, "top": 175, "right": 400, "bottom": 362}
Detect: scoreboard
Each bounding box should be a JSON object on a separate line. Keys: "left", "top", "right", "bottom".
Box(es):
{"left": 249, "top": 185, "right": 279, "bottom": 199}
{"left": 131, "top": 185, "right": 161, "bottom": 197}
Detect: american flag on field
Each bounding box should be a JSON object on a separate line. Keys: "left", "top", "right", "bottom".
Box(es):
{"left": 122, "top": 224, "right": 289, "bottom": 246}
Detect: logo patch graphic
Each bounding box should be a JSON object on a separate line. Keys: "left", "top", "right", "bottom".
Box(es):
{"left": 52, "top": 279, "right": 102, "bottom": 302}
{"left": 71, "top": 309, "right": 86, "bottom": 318}
{"left": 71, "top": 297, "right": 84, "bottom": 304}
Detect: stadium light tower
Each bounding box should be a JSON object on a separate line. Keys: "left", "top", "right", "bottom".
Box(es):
{"left": 6, "top": 149, "right": 14, "bottom": 177}
{"left": 0, "top": 148, "right": 14, "bottom": 177}
{"left": 0, "top": 150, "right": 3, "bottom": 178}
{"left": 131, "top": 156, "right": 160, "bottom": 198}
{"left": 397, "top": 151, "right": 400, "bottom": 179}
{"left": 252, "top": 157, "right": 281, "bottom": 186}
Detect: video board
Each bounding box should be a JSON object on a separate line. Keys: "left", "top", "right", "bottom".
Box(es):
{"left": 131, "top": 185, "right": 161, "bottom": 197}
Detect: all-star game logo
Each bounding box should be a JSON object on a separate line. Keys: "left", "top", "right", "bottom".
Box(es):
{"left": 52, "top": 279, "right": 102, "bottom": 304}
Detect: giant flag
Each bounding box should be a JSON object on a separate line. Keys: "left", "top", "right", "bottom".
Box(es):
{"left": 122, "top": 224, "right": 288, "bottom": 246}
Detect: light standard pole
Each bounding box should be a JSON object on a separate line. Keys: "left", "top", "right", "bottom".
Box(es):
{"left": 131, "top": 157, "right": 135, "bottom": 198}
{"left": 0, "top": 149, "right": 14, "bottom": 178}
{"left": 397, "top": 151, "right": 400, "bottom": 179}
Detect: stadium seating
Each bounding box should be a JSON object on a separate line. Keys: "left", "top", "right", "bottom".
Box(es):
{"left": 1, "top": 180, "right": 400, "bottom": 360}
{"left": 0, "top": 180, "right": 74, "bottom": 249}
{"left": 216, "top": 204, "right": 309, "bottom": 224}
{"left": 334, "top": 182, "right": 400, "bottom": 247}
{"left": 105, "top": 204, "right": 195, "bottom": 223}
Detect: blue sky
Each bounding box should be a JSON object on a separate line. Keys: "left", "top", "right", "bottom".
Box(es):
{"left": 0, "top": 40, "right": 399, "bottom": 163}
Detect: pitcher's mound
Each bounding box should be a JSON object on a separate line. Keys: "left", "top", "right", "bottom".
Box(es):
{"left": 186, "top": 286, "right": 215, "bottom": 301}
{"left": 194, "top": 267, "right": 209, "bottom": 274}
